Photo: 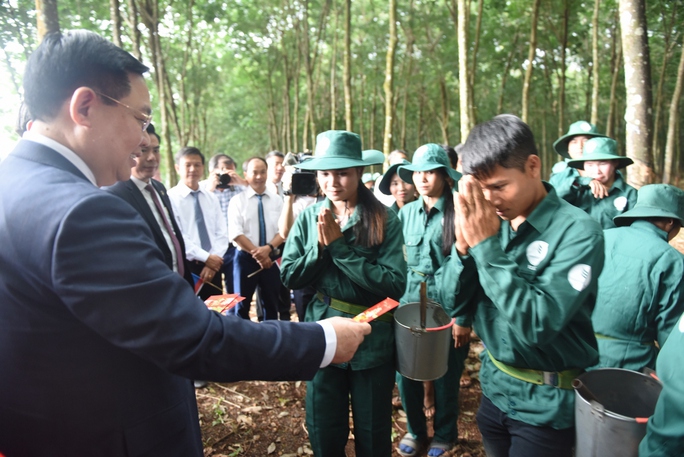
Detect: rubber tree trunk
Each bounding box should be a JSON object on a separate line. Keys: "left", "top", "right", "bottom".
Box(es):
{"left": 35, "top": 0, "right": 59, "bottom": 41}
{"left": 590, "top": 0, "right": 601, "bottom": 126}
{"left": 457, "top": 0, "right": 471, "bottom": 142}
{"left": 382, "top": 0, "right": 398, "bottom": 155}
{"left": 663, "top": 38, "right": 684, "bottom": 185}
{"left": 521, "top": 0, "right": 541, "bottom": 123}
{"left": 619, "top": 0, "right": 655, "bottom": 186}
{"left": 110, "top": 0, "right": 122, "bottom": 47}
{"left": 343, "top": 0, "right": 353, "bottom": 132}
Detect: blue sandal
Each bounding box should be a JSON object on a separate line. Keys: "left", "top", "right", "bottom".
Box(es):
{"left": 398, "top": 433, "right": 427, "bottom": 457}
{"left": 427, "top": 441, "right": 453, "bottom": 457}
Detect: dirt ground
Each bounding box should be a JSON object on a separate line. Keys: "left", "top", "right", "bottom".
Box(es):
{"left": 197, "top": 335, "right": 486, "bottom": 457}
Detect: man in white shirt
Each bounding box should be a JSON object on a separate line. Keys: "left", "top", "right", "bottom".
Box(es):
{"left": 265, "top": 150, "right": 285, "bottom": 197}
{"left": 228, "top": 157, "right": 285, "bottom": 320}
{"left": 168, "top": 147, "right": 228, "bottom": 300}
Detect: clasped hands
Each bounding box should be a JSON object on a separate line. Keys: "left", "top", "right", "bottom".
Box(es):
{"left": 250, "top": 245, "right": 273, "bottom": 270}
{"left": 317, "top": 208, "right": 343, "bottom": 250}
{"left": 454, "top": 175, "right": 500, "bottom": 255}
{"left": 200, "top": 254, "right": 224, "bottom": 281}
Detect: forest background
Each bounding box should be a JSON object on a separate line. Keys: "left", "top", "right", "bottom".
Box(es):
{"left": 0, "top": 0, "right": 682, "bottom": 188}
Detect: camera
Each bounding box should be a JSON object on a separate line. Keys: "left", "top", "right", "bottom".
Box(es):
{"left": 290, "top": 170, "right": 317, "bottom": 196}
{"left": 216, "top": 173, "right": 232, "bottom": 189}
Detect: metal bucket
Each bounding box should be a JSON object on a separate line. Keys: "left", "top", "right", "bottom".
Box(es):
{"left": 394, "top": 301, "right": 455, "bottom": 381}
{"left": 574, "top": 368, "right": 662, "bottom": 457}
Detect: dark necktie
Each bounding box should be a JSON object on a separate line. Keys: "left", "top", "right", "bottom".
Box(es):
{"left": 145, "top": 184, "right": 185, "bottom": 277}
{"left": 191, "top": 190, "right": 212, "bottom": 251}
{"left": 257, "top": 194, "right": 266, "bottom": 246}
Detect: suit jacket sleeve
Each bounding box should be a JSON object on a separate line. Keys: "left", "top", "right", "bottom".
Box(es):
{"left": 52, "top": 192, "right": 325, "bottom": 381}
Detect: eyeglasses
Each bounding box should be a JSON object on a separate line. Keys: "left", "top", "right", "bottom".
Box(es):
{"left": 95, "top": 91, "right": 153, "bottom": 132}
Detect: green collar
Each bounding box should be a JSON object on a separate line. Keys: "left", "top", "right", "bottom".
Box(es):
{"left": 627, "top": 220, "right": 669, "bottom": 242}
{"left": 513, "top": 183, "right": 559, "bottom": 235}
{"left": 419, "top": 193, "right": 447, "bottom": 216}
{"left": 325, "top": 198, "right": 361, "bottom": 229}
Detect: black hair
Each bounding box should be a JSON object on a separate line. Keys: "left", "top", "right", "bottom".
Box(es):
{"left": 442, "top": 144, "right": 459, "bottom": 169}
{"left": 209, "top": 153, "right": 236, "bottom": 171}
{"left": 265, "top": 150, "right": 284, "bottom": 160}
{"left": 175, "top": 146, "right": 205, "bottom": 164}
{"left": 461, "top": 114, "right": 538, "bottom": 179}
{"left": 354, "top": 180, "right": 387, "bottom": 248}
{"left": 23, "top": 30, "right": 148, "bottom": 121}
{"left": 146, "top": 123, "right": 160, "bottom": 143}
{"left": 435, "top": 168, "right": 456, "bottom": 257}
{"left": 15, "top": 102, "right": 32, "bottom": 136}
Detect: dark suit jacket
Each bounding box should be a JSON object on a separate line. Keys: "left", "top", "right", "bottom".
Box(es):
{"left": 0, "top": 140, "right": 326, "bottom": 457}
{"left": 107, "top": 178, "right": 195, "bottom": 287}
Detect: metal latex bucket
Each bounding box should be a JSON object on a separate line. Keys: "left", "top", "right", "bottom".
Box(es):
{"left": 574, "top": 368, "right": 662, "bottom": 457}
{"left": 394, "top": 301, "right": 455, "bottom": 381}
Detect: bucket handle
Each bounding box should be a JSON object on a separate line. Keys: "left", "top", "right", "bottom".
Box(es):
{"left": 426, "top": 318, "right": 455, "bottom": 332}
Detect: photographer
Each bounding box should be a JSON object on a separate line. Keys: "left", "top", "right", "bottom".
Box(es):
{"left": 278, "top": 153, "right": 322, "bottom": 321}
{"left": 201, "top": 154, "right": 247, "bottom": 293}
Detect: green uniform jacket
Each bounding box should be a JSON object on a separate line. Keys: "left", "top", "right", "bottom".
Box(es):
{"left": 591, "top": 221, "right": 684, "bottom": 371}
{"left": 280, "top": 199, "right": 407, "bottom": 370}
{"left": 548, "top": 160, "right": 576, "bottom": 185}
{"left": 456, "top": 185, "right": 604, "bottom": 429}
{"left": 640, "top": 312, "right": 684, "bottom": 455}
{"left": 553, "top": 171, "right": 637, "bottom": 229}
{"left": 398, "top": 195, "right": 473, "bottom": 326}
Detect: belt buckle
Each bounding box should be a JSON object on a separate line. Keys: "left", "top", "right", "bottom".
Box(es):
{"left": 542, "top": 371, "right": 559, "bottom": 387}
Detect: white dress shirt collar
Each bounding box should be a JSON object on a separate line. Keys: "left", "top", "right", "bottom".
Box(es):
{"left": 23, "top": 131, "right": 97, "bottom": 186}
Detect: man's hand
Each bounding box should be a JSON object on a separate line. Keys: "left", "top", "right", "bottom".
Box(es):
{"left": 206, "top": 173, "right": 220, "bottom": 192}
{"left": 589, "top": 179, "right": 609, "bottom": 199}
{"left": 456, "top": 175, "right": 500, "bottom": 248}
{"left": 324, "top": 316, "right": 372, "bottom": 364}
{"left": 200, "top": 266, "right": 216, "bottom": 281}
{"left": 453, "top": 324, "right": 471, "bottom": 348}
{"left": 250, "top": 246, "right": 273, "bottom": 268}
{"left": 225, "top": 169, "right": 247, "bottom": 186}
{"left": 204, "top": 254, "right": 223, "bottom": 271}
{"left": 318, "top": 208, "right": 343, "bottom": 246}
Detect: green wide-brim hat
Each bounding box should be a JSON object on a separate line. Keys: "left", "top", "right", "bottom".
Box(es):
{"left": 378, "top": 159, "right": 411, "bottom": 195}
{"left": 362, "top": 149, "right": 385, "bottom": 166}
{"left": 362, "top": 172, "right": 374, "bottom": 184}
{"left": 296, "top": 130, "right": 376, "bottom": 170}
{"left": 614, "top": 184, "right": 684, "bottom": 226}
{"left": 567, "top": 137, "right": 633, "bottom": 170}
{"left": 398, "top": 144, "right": 462, "bottom": 184}
{"left": 553, "top": 120, "right": 607, "bottom": 159}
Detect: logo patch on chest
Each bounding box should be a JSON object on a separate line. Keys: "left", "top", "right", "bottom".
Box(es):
{"left": 568, "top": 264, "right": 592, "bottom": 292}
{"left": 526, "top": 241, "right": 549, "bottom": 267}
{"left": 613, "top": 196, "right": 627, "bottom": 212}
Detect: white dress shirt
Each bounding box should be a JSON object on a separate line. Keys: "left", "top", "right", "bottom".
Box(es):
{"left": 227, "top": 185, "right": 283, "bottom": 249}
{"left": 167, "top": 182, "right": 228, "bottom": 263}
{"left": 130, "top": 176, "right": 180, "bottom": 273}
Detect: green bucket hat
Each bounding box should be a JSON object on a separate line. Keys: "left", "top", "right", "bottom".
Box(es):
{"left": 362, "top": 149, "right": 385, "bottom": 166}
{"left": 397, "top": 144, "right": 462, "bottom": 184}
{"left": 296, "top": 130, "right": 375, "bottom": 170}
{"left": 567, "top": 137, "right": 633, "bottom": 170}
{"left": 362, "top": 172, "right": 374, "bottom": 184}
{"left": 614, "top": 184, "right": 684, "bottom": 227}
{"left": 378, "top": 159, "right": 411, "bottom": 195}
{"left": 553, "top": 120, "right": 607, "bottom": 159}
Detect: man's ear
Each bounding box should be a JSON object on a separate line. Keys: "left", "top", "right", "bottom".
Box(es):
{"left": 174, "top": 163, "right": 181, "bottom": 174}
{"left": 69, "top": 87, "right": 98, "bottom": 127}
{"left": 526, "top": 154, "right": 542, "bottom": 179}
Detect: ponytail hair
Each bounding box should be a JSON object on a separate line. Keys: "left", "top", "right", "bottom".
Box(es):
{"left": 354, "top": 181, "right": 387, "bottom": 247}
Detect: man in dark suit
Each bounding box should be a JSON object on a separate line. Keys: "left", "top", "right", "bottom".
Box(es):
{"left": 0, "top": 30, "right": 370, "bottom": 457}
{"left": 107, "top": 123, "right": 194, "bottom": 288}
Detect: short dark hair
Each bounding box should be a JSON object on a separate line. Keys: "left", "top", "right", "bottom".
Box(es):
{"left": 208, "top": 154, "right": 236, "bottom": 171}
{"left": 461, "top": 114, "right": 538, "bottom": 178}
{"left": 441, "top": 144, "right": 459, "bottom": 169}
{"left": 146, "top": 123, "right": 160, "bottom": 143}
{"left": 15, "top": 102, "right": 32, "bottom": 136}
{"left": 23, "top": 30, "right": 149, "bottom": 121}
{"left": 244, "top": 156, "right": 267, "bottom": 171}
{"left": 265, "top": 150, "right": 284, "bottom": 160}
{"left": 175, "top": 146, "right": 205, "bottom": 164}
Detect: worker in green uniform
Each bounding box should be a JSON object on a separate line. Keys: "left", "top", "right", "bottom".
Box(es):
{"left": 591, "top": 184, "right": 684, "bottom": 371}
{"left": 394, "top": 144, "right": 474, "bottom": 457}
{"left": 454, "top": 114, "right": 604, "bottom": 456}
{"left": 376, "top": 158, "right": 417, "bottom": 214}
{"left": 640, "top": 311, "right": 684, "bottom": 455}
{"left": 549, "top": 120, "right": 606, "bottom": 186}
{"left": 556, "top": 137, "right": 637, "bottom": 229}
{"left": 280, "top": 130, "right": 407, "bottom": 457}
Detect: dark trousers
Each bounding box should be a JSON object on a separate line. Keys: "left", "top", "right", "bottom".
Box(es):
{"left": 230, "top": 250, "right": 281, "bottom": 320}
{"left": 221, "top": 244, "right": 236, "bottom": 294}
{"left": 306, "top": 362, "right": 395, "bottom": 457}
{"left": 398, "top": 342, "right": 469, "bottom": 443}
{"left": 293, "top": 286, "right": 316, "bottom": 322}
{"left": 189, "top": 260, "right": 223, "bottom": 301}
{"left": 476, "top": 394, "right": 575, "bottom": 457}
